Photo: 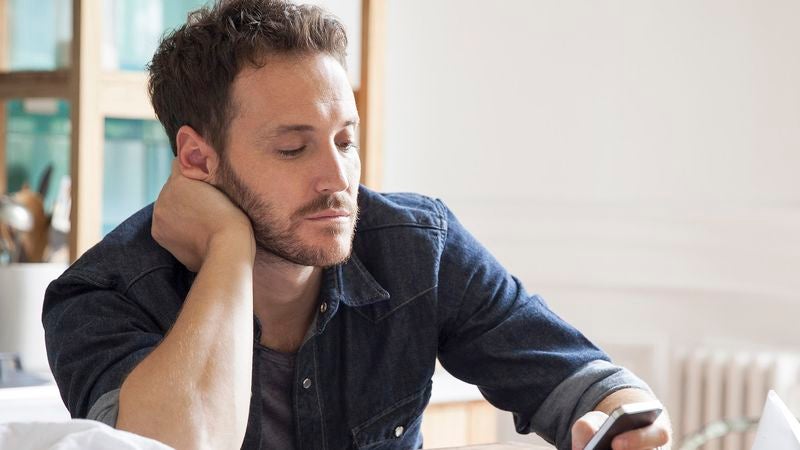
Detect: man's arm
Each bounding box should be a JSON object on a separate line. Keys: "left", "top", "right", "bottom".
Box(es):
{"left": 115, "top": 161, "right": 256, "bottom": 450}
{"left": 572, "top": 388, "right": 673, "bottom": 450}
{"left": 432, "top": 201, "right": 669, "bottom": 449}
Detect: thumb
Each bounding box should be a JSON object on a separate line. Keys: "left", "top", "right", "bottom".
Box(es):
{"left": 572, "top": 411, "right": 608, "bottom": 450}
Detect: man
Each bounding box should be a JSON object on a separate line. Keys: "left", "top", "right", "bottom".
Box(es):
{"left": 43, "top": 1, "right": 672, "bottom": 449}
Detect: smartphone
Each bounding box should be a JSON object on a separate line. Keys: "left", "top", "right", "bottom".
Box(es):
{"left": 583, "top": 401, "right": 663, "bottom": 450}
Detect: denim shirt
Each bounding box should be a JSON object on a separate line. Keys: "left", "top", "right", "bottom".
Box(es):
{"left": 42, "top": 186, "right": 650, "bottom": 450}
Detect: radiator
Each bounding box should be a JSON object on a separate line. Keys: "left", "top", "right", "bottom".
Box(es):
{"left": 675, "top": 349, "right": 800, "bottom": 450}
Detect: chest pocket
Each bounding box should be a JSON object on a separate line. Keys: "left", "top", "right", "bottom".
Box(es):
{"left": 351, "top": 381, "right": 432, "bottom": 450}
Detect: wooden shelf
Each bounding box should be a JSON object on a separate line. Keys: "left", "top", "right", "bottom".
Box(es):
{"left": 0, "top": 71, "right": 154, "bottom": 119}
{"left": 357, "top": 0, "right": 386, "bottom": 189}
{"left": 0, "top": 70, "right": 71, "bottom": 100}
{"left": 422, "top": 400, "right": 498, "bottom": 448}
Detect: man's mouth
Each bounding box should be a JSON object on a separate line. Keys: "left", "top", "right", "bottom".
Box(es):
{"left": 305, "top": 209, "right": 352, "bottom": 221}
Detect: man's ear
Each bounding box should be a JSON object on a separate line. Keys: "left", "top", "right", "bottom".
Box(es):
{"left": 175, "top": 125, "right": 220, "bottom": 181}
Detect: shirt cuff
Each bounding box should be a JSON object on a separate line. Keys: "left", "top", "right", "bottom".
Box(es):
{"left": 87, "top": 388, "right": 121, "bottom": 427}
{"left": 528, "top": 359, "right": 653, "bottom": 450}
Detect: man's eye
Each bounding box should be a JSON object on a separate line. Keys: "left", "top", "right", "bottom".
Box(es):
{"left": 337, "top": 142, "right": 359, "bottom": 152}
{"left": 277, "top": 146, "right": 305, "bottom": 158}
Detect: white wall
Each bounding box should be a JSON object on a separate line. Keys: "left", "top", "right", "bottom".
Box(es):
{"left": 382, "top": 0, "right": 800, "bottom": 443}
{"left": 307, "top": 0, "right": 362, "bottom": 87}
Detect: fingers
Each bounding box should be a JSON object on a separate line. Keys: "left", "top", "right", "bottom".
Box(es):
{"left": 610, "top": 421, "right": 671, "bottom": 449}
{"left": 572, "top": 411, "right": 609, "bottom": 450}
{"left": 572, "top": 410, "right": 671, "bottom": 450}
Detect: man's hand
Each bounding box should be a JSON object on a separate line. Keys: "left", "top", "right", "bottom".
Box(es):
{"left": 571, "top": 408, "right": 672, "bottom": 450}
{"left": 152, "top": 160, "right": 254, "bottom": 271}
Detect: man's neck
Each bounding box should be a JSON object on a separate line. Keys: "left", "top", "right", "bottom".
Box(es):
{"left": 251, "top": 252, "right": 323, "bottom": 353}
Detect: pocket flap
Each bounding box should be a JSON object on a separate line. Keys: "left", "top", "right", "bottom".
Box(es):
{"left": 351, "top": 381, "right": 432, "bottom": 449}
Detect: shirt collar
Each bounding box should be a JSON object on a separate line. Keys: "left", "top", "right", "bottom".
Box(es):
{"left": 314, "top": 253, "right": 389, "bottom": 333}
{"left": 325, "top": 252, "right": 390, "bottom": 307}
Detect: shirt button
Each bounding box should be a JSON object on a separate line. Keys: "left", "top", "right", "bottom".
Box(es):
{"left": 394, "top": 425, "right": 404, "bottom": 437}
{"left": 302, "top": 378, "right": 312, "bottom": 389}
{"left": 319, "top": 302, "right": 328, "bottom": 313}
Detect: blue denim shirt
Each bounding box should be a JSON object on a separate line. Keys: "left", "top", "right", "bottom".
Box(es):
{"left": 42, "top": 186, "right": 650, "bottom": 450}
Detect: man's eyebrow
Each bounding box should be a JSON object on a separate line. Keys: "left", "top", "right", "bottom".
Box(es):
{"left": 262, "top": 119, "right": 360, "bottom": 139}
{"left": 272, "top": 124, "right": 315, "bottom": 135}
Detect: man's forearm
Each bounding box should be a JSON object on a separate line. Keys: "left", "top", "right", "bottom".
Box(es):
{"left": 116, "top": 234, "right": 255, "bottom": 450}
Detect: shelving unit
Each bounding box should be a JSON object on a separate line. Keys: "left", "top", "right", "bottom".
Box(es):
{"left": 0, "top": 0, "right": 386, "bottom": 261}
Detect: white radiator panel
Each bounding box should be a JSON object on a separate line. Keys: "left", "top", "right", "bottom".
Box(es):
{"left": 677, "top": 350, "right": 800, "bottom": 450}
{"left": 722, "top": 354, "right": 748, "bottom": 450}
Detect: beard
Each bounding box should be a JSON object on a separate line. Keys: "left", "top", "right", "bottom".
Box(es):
{"left": 215, "top": 155, "right": 358, "bottom": 268}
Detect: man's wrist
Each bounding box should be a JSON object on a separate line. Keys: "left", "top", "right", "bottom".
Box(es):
{"left": 206, "top": 226, "right": 256, "bottom": 266}
{"left": 594, "top": 387, "right": 656, "bottom": 414}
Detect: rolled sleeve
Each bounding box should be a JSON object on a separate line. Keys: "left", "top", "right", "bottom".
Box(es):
{"left": 530, "top": 359, "right": 653, "bottom": 449}
{"left": 42, "top": 276, "right": 164, "bottom": 420}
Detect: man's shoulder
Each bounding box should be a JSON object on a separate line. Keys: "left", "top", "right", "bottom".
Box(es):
{"left": 58, "top": 204, "right": 179, "bottom": 291}
{"left": 356, "top": 186, "right": 448, "bottom": 232}
{"left": 351, "top": 188, "right": 451, "bottom": 300}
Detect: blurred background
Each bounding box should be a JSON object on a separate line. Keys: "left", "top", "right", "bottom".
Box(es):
{"left": 0, "top": 1, "right": 798, "bottom": 449}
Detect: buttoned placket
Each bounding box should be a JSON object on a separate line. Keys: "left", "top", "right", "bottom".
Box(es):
{"left": 291, "top": 260, "right": 390, "bottom": 449}
{"left": 293, "top": 300, "right": 332, "bottom": 450}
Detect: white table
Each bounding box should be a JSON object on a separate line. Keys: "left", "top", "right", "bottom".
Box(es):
{"left": 437, "top": 444, "right": 552, "bottom": 450}
{"left": 0, "top": 382, "right": 70, "bottom": 423}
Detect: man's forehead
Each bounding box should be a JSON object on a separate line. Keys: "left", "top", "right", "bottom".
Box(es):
{"left": 239, "top": 96, "right": 359, "bottom": 136}
{"left": 234, "top": 54, "right": 351, "bottom": 102}
{"left": 231, "top": 53, "right": 356, "bottom": 125}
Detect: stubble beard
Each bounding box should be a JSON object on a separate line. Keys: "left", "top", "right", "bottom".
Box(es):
{"left": 215, "top": 155, "right": 358, "bottom": 268}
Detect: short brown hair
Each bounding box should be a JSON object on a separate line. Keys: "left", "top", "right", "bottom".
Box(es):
{"left": 148, "top": 0, "right": 348, "bottom": 155}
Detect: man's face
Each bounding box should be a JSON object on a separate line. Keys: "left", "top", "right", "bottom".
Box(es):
{"left": 214, "top": 53, "right": 361, "bottom": 267}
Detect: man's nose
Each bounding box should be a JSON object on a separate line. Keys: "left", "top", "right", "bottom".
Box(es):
{"left": 314, "top": 142, "right": 350, "bottom": 194}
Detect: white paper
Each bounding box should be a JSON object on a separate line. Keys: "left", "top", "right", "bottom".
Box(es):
{"left": 751, "top": 390, "right": 800, "bottom": 450}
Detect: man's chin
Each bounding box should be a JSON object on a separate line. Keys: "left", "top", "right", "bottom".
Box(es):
{"left": 255, "top": 240, "right": 353, "bottom": 268}
{"left": 302, "top": 244, "right": 353, "bottom": 268}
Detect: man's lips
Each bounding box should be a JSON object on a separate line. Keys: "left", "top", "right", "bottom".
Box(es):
{"left": 306, "top": 209, "right": 352, "bottom": 221}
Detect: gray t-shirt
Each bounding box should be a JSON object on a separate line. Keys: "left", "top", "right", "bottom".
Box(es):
{"left": 254, "top": 344, "right": 296, "bottom": 450}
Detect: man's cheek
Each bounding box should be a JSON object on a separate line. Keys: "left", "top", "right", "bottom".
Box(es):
{"left": 350, "top": 152, "right": 362, "bottom": 182}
